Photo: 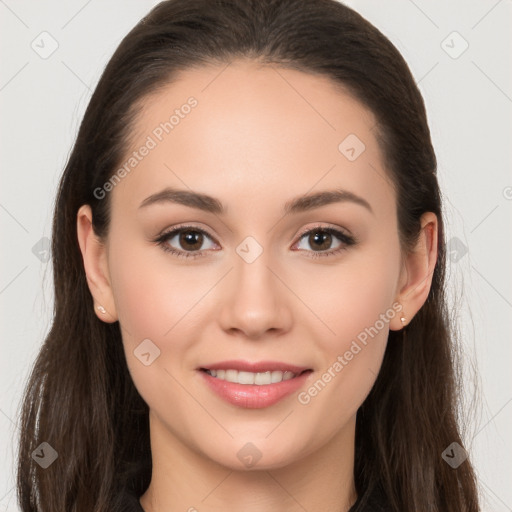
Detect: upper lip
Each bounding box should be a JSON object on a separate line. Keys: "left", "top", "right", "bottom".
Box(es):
{"left": 199, "top": 360, "right": 312, "bottom": 374}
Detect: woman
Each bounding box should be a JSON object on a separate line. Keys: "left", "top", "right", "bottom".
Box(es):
{"left": 16, "top": 0, "right": 480, "bottom": 510}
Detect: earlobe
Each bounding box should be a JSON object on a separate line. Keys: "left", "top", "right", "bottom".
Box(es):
{"left": 390, "top": 212, "right": 438, "bottom": 331}
{"left": 76, "top": 205, "right": 118, "bottom": 323}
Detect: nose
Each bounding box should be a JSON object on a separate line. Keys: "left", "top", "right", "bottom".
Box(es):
{"left": 217, "top": 249, "right": 293, "bottom": 340}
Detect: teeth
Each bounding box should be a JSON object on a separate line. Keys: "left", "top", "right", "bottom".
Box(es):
{"left": 206, "top": 369, "right": 297, "bottom": 385}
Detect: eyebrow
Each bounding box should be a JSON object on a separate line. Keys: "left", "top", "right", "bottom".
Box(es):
{"left": 138, "top": 186, "right": 373, "bottom": 215}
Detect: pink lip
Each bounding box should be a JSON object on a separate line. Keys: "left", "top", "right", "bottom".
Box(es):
{"left": 198, "top": 362, "right": 313, "bottom": 409}
{"left": 199, "top": 360, "right": 311, "bottom": 373}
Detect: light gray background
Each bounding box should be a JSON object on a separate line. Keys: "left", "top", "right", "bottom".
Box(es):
{"left": 1, "top": 1, "right": 511, "bottom": 510}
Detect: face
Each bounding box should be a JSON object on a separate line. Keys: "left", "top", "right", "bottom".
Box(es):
{"left": 91, "top": 60, "right": 409, "bottom": 470}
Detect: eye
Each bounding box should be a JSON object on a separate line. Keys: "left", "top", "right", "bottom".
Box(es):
{"left": 154, "top": 224, "right": 357, "bottom": 260}
{"left": 292, "top": 225, "right": 356, "bottom": 258}
{"left": 154, "top": 225, "right": 218, "bottom": 259}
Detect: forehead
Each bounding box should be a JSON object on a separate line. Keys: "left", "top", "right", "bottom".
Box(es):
{"left": 110, "top": 59, "right": 395, "bottom": 219}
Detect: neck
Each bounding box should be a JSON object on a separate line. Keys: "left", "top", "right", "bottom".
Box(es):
{"left": 140, "top": 411, "right": 358, "bottom": 512}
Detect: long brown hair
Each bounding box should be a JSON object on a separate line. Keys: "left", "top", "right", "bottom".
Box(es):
{"left": 16, "top": 1, "right": 480, "bottom": 510}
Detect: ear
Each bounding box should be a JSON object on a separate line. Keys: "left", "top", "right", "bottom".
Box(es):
{"left": 389, "top": 211, "right": 438, "bottom": 331}
{"left": 76, "top": 204, "right": 118, "bottom": 323}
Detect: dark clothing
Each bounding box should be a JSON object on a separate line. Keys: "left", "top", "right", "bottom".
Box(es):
{"left": 118, "top": 482, "right": 390, "bottom": 511}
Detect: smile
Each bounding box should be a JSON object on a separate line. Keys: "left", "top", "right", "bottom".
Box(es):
{"left": 203, "top": 369, "right": 304, "bottom": 385}
{"left": 198, "top": 363, "right": 314, "bottom": 409}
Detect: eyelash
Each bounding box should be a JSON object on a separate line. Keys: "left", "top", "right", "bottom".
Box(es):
{"left": 154, "top": 224, "right": 357, "bottom": 260}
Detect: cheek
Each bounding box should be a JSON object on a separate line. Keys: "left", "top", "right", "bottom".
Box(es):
{"left": 107, "top": 240, "right": 209, "bottom": 413}
{"left": 295, "top": 288, "right": 392, "bottom": 439}
{"left": 299, "top": 248, "right": 399, "bottom": 347}
{"left": 107, "top": 238, "right": 224, "bottom": 399}
{"left": 294, "top": 247, "right": 399, "bottom": 411}
{"left": 108, "top": 237, "right": 211, "bottom": 343}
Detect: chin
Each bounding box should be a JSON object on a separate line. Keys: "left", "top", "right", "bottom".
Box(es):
{"left": 203, "top": 437, "right": 310, "bottom": 472}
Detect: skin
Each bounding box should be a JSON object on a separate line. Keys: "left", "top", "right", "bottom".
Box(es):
{"left": 77, "top": 59, "right": 438, "bottom": 512}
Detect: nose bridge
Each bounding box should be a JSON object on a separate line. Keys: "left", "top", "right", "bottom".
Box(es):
{"left": 233, "top": 236, "right": 280, "bottom": 309}
{"left": 217, "top": 235, "right": 292, "bottom": 337}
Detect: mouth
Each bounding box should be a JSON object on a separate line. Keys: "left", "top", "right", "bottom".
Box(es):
{"left": 200, "top": 368, "right": 312, "bottom": 385}
{"left": 197, "top": 361, "right": 314, "bottom": 409}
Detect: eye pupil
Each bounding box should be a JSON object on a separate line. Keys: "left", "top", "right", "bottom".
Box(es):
{"left": 310, "top": 231, "right": 331, "bottom": 250}
{"left": 180, "top": 231, "right": 203, "bottom": 250}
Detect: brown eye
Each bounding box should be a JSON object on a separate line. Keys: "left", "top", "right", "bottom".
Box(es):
{"left": 178, "top": 230, "right": 204, "bottom": 251}
{"left": 155, "top": 226, "right": 218, "bottom": 258}
{"left": 294, "top": 226, "right": 356, "bottom": 258}
{"left": 307, "top": 231, "right": 333, "bottom": 251}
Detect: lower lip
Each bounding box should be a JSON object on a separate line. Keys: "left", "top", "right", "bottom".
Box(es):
{"left": 199, "top": 370, "right": 312, "bottom": 409}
